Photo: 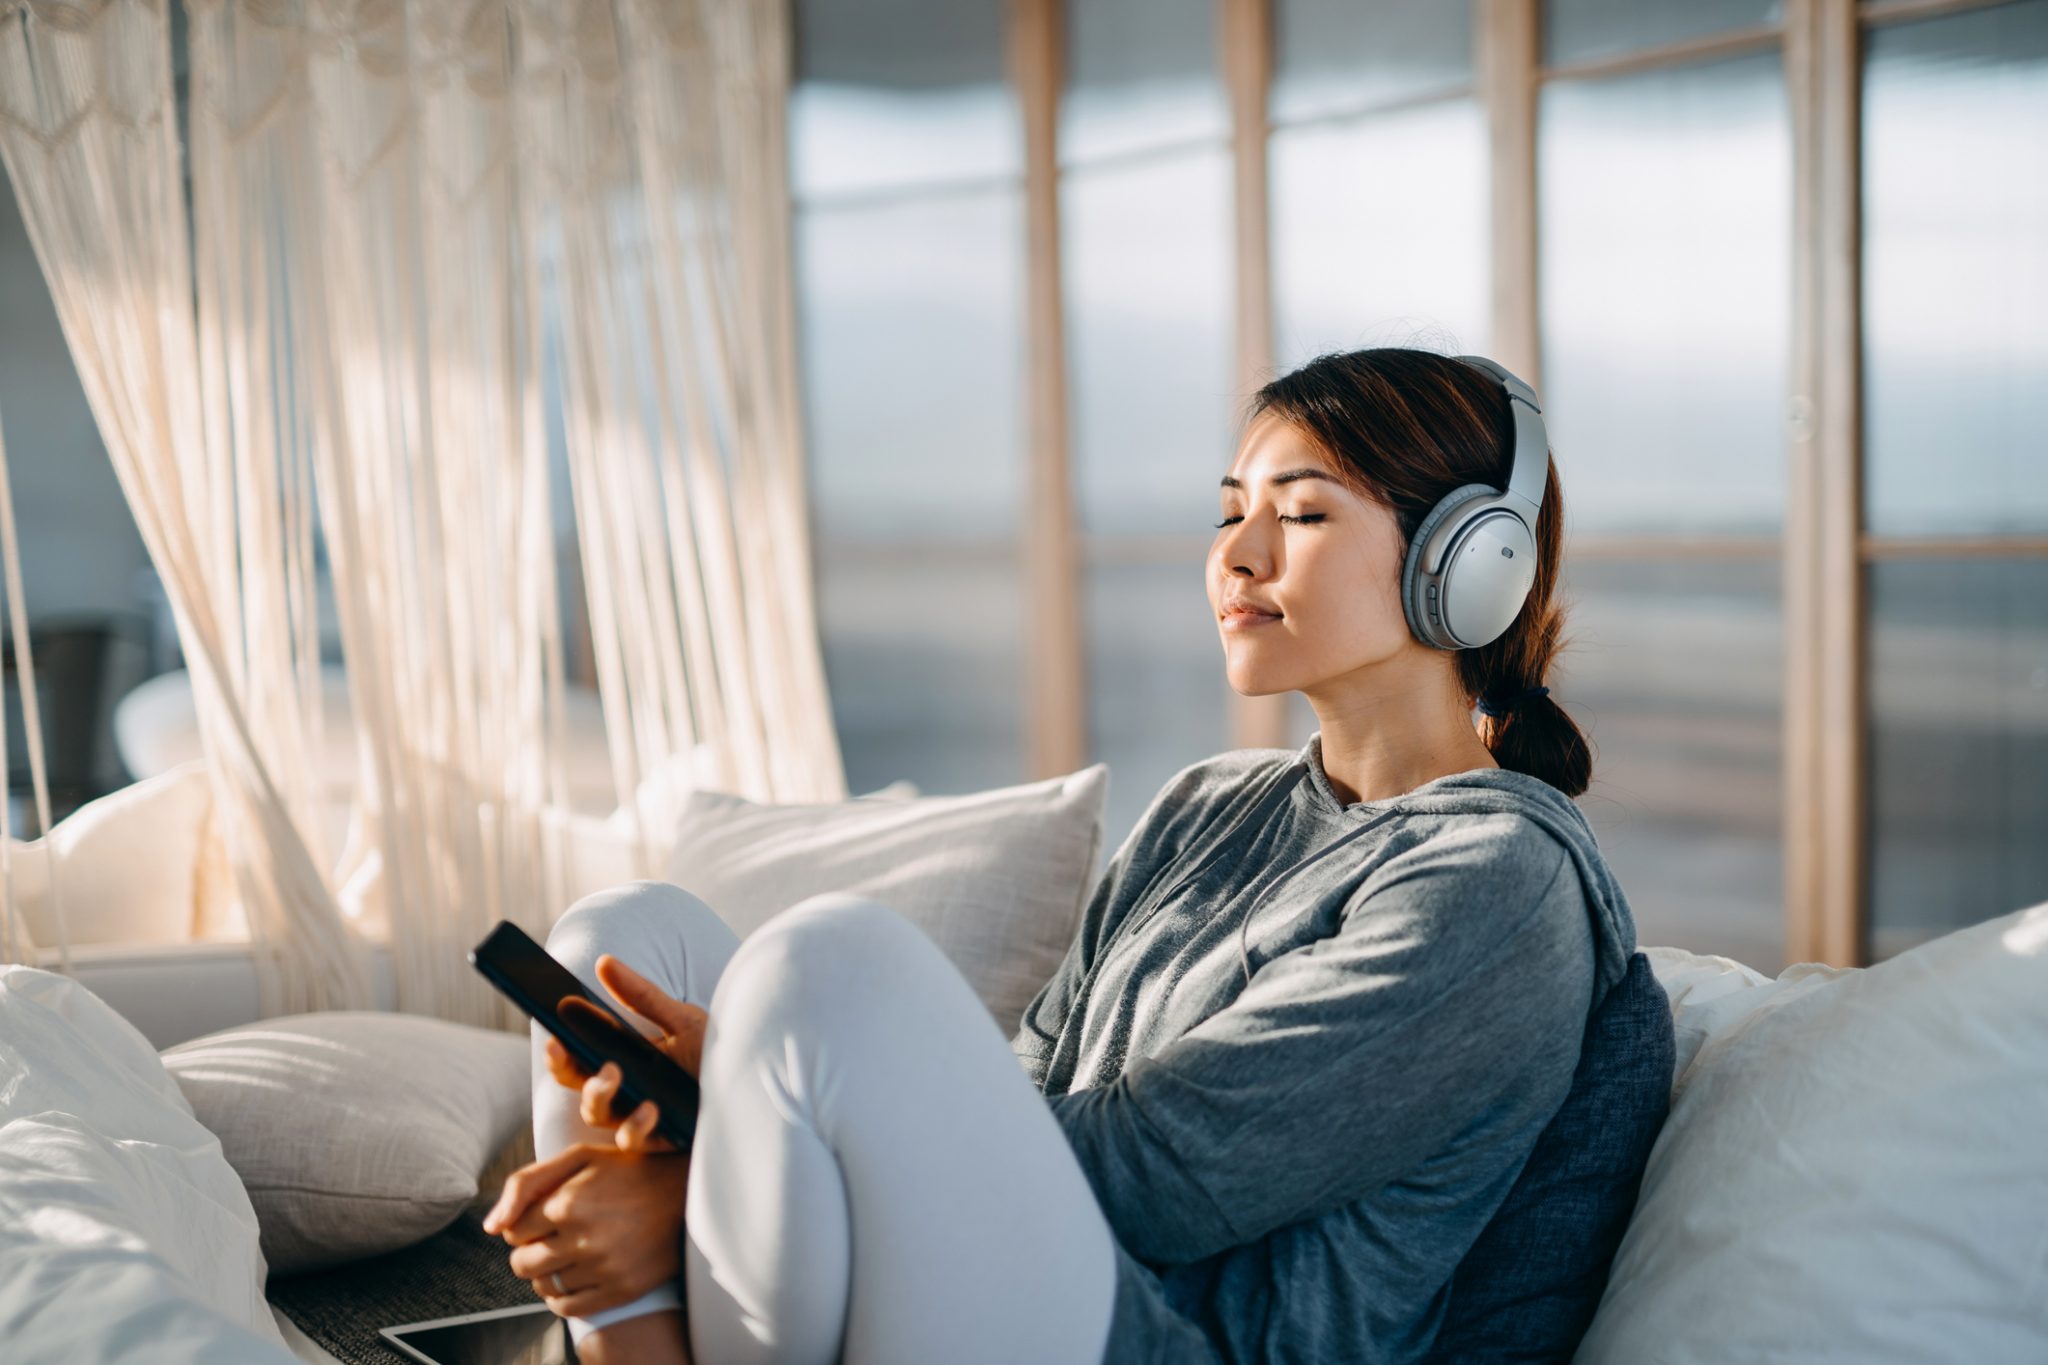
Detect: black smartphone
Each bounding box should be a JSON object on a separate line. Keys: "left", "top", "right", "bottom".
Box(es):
{"left": 469, "top": 920, "right": 699, "bottom": 1150}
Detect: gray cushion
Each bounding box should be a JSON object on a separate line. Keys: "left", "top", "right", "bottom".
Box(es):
{"left": 163, "top": 1011, "right": 530, "bottom": 1274}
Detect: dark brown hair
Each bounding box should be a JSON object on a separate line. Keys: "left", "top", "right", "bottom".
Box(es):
{"left": 1245, "top": 347, "right": 1592, "bottom": 797}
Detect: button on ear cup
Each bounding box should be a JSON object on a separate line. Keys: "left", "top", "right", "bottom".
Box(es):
{"left": 1400, "top": 482, "right": 1502, "bottom": 650}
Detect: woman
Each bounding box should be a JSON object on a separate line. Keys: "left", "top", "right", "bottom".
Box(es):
{"left": 484, "top": 347, "right": 1645, "bottom": 1364}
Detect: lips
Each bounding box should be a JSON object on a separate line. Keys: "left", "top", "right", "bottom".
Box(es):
{"left": 1212, "top": 601, "right": 1277, "bottom": 634}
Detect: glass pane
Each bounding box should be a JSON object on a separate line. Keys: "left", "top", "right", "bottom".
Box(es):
{"left": 1867, "top": 558, "right": 2048, "bottom": 961}
{"left": 1270, "top": 0, "right": 1474, "bottom": 124}
{"left": 797, "top": 194, "right": 1023, "bottom": 538}
{"left": 796, "top": 191, "right": 1026, "bottom": 792}
{"left": 1539, "top": 53, "right": 1792, "bottom": 535}
{"left": 1271, "top": 98, "right": 1490, "bottom": 368}
{"left": 1062, "top": 0, "right": 1229, "bottom": 166}
{"left": 1085, "top": 556, "right": 1234, "bottom": 855}
{"left": 1552, "top": 558, "right": 1785, "bottom": 971}
{"left": 1862, "top": 1, "right": 2048, "bottom": 537}
{"left": 817, "top": 548, "right": 1026, "bottom": 795}
{"left": 791, "top": 0, "right": 1019, "bottom": 198}
{"left": 1064, "top": 148, "right": 1235, "bottom": 536}
{"left": 1544, "top": 0, "right": 1783, "bottom": 69}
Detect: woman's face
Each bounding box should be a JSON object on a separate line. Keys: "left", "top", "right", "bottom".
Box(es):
{"left": 1207, "top": 411, "right": 1415, "bottom": 697}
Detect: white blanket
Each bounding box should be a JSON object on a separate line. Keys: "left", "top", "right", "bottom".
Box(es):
{"left": 0, "top": 965, "right": 297, "bottom": 1363}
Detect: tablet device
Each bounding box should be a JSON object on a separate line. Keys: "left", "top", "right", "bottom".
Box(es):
{"left": 469, "top": 919, "right": 700, "bottom": 1149}
{"left": 379, "top": 1303, "right": 572, "bottom": 1365}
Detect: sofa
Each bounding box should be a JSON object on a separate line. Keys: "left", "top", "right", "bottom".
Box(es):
{"left": 2, "top": 760, "right": 2044, "bottom": 1363}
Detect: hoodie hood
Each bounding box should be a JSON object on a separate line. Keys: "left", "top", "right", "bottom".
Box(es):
{"left": 1297, "top": 732, "right": 1638, "bottom": 999}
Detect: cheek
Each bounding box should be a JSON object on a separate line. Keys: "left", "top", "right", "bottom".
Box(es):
{"left": 1293, "top": 531, "right": 1406, "bottom": 638}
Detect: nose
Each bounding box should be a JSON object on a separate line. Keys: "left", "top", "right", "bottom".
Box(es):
{"left": 1214, "top": 512, "right": 1274, "bottom": 581}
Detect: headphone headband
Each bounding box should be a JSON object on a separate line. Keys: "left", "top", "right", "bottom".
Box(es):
{"left": 1451, "top": 354, "right": 1547, "bottom": 534}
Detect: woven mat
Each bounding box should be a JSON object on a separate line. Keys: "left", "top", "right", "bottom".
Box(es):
{"left": 265, "top": 1212, "right": 558, "bottom": 1365}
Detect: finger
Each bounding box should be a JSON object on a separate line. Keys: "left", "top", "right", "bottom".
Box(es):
{"left": 508, "top": 1236, "right": 575, "bottom": 1282}
{"left": 500, "top": 1197, "right": 560, "bottom": 1247}
{"left": 660, "top": 1001, "right": 709, "bottom": 1078}
{"left": 545, "top": 1037, "right": 592, "bottom": 1091}
{"left": 595, "top": 954, "right": 698, "bottom": 1037}
{"left": 483, "top": 1145, "right": 594, "bottom": 1235}
{"left": 614, "top": 1099, "right": 676, "bottom": 1154}
{"left": 579, "top": 1062, "right": 623, "bottom": 1128}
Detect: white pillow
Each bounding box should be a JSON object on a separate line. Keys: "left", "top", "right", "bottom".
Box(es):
{"left": 0, "top": 965, "right": 295, "bottom": 1362}
{"left": 1641, "top": 943, "right": 1776, "bottom": 1084}
{"left": 664, "top": 765, "right": 1108, "bottom": 1032}
{"left": 1578, "top": 904, "right": 2048, "bottom": 1364}
{"left": 6, "top": 761, "right": 233, "bottom": 948}
{"left": 162, "top": 1012, "right": 532, "bottom": 1274}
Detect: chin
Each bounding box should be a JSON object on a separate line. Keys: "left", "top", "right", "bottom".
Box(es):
{"left": 1221, "top": 653, "right": 1306, "bottom": 698}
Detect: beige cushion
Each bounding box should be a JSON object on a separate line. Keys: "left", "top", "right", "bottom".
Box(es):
{"left": 7, "top": 761, "right": 234, "bottom": 948}
{"left": 162, "top": 1012, "right": 530, "bottom": 1274}
{"left": 664, "top": 765, "right": 1108, "bottom": 1032}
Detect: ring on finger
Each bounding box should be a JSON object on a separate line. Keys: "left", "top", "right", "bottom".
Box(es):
{"left": 549, "top": 1270, "right": 566, "bottom": 1295}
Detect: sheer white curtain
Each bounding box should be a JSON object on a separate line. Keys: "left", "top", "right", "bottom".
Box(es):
{"left": 0, "top": 0, "right": 844, "bottom": 1026}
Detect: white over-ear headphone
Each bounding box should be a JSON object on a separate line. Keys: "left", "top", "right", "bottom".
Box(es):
{"left": 1398, "top": 355, "right": 1550, "bottom": 651}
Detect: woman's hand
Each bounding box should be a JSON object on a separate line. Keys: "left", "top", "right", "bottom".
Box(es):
{"left": 545, "top": 952, "right": 708, "bottom": 1153}
{"left": 483, "top": 1141, "right": 692, "bottom": 1319}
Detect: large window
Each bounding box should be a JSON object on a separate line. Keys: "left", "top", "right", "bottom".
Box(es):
{"left": 788, "top": 0, "right": 2048, "bottom": 969}
{"left": 1859, "top": 0, "right": 2048, "bottom": 960}
{"left": 791, "top": 0, "right": 1029, "bottom": 797}
{"left": 1537, "top": 27, "right": 1792, "bottom": 965}
{"left": 1062, "top": 0, "right": 1237, "bottom": 848}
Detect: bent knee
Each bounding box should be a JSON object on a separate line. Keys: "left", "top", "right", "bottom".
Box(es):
{"left": 547, "top": 879, "right": 733, "bottom": 981}
{"left": 713, "top": 894, "right": 936, "bottom": 1027}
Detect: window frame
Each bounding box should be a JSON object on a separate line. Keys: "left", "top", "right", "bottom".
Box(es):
{"left": 798, "top": 0, "right": 2043, "bottom": 966}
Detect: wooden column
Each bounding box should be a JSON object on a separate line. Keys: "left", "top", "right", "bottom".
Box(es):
{"left": 1785, "top": 0, "right": 1866, "bottom": 966}
{"left": 1478, "top": 0, "right": 1541, "bottom": 385}
{"left": 1011, "top": 0, "right": 1087, "bottom": 779}
{"left": 1221, "top": 0, "right": 1291, "bottom": 750}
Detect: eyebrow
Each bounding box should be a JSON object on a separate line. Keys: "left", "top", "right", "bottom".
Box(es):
{"left": 1219, "top": 469, "right": 1342, "bottom": 490}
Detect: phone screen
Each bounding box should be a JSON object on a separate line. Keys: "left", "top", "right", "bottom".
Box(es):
{"left": 381, "top": 1304, "right": 570, "bottom": 1365}
{"left": 469, "top": 920, "right": 699, "bottom": 1148}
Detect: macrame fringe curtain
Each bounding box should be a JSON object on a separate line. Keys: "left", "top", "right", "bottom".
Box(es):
{"left": 0, "top": 0, "right": 846, "bottom": 1028}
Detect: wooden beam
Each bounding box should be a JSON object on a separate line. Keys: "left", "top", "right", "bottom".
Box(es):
{"left": 1562, "top": 533, "right": 1784, "bottom": 560}
{"left": 1860, "top": 0, "right": 2022, "bottom": 28}
{"left": 1222, "top": 0, "right": 1292, "bottom": 751}
{"left": 1010, "top": 0, "right": 1087, "bottom": 779}
{"left": 1785, "top": 0, "right": 1866, "bottom": 967}
{"left": 1478, "top": 0, "right": 1541, "bottom": 384}
{"left": 1539, "top": 23, "right": 1784, "bottom": 84}
{"left": 1861, "top": 536, "right": 2048, "bottom": 559}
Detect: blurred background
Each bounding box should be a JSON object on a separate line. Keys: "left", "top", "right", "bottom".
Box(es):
{"left": 4, "top": 0, "right": 2044, "bottom": 973}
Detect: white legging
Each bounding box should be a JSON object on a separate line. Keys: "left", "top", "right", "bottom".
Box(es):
{"left": 531, "top": 881, "right": 1119, "bottom": 1365}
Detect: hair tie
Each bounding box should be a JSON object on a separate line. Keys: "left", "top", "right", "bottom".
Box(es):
{"left": 1476, "top": 684, "right": 1549, "bottom": 719}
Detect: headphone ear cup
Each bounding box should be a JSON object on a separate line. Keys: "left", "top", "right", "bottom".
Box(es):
{"left": 1438, "top": 511, "right": 1538, "bottom": 647}
{"left": 1401, "top": 483, "right": 1501, "bottom": 650}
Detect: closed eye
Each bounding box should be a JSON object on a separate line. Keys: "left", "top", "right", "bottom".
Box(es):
{"left": 1213, "top": 514, "right": 1326, "bottom": 528}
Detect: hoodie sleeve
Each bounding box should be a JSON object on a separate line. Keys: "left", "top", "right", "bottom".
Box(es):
{"left": 1045, "top": 817, "right": 1597, "bottom": 1266}
{"left": 1011, "top": 752, "right": 1288, "bottom": 1088}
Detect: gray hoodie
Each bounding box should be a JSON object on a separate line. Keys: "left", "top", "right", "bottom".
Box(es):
{"left": 1012, "top": 733, "right": 1638, "bottom": 1365}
